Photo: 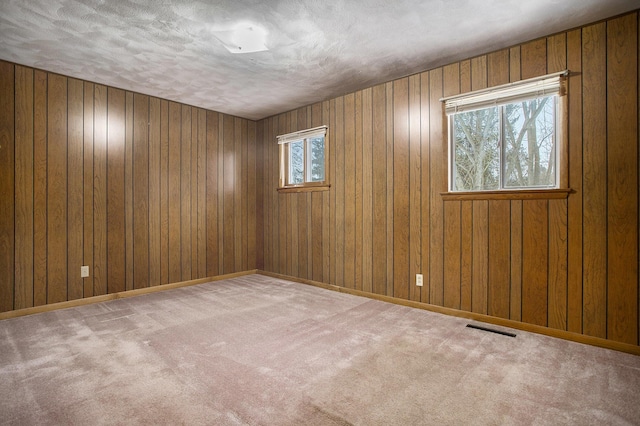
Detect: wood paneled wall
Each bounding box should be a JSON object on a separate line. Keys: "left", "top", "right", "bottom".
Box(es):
{"left": 0, "top": 62, "right": 257, "bottom": 311}
{"left": 257, "top": 12, "right": 640, "bottom": 346}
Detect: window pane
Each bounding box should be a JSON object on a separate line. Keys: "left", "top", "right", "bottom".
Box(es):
{"left": 452, "top": 107, "right": 500, "bottom": 191}
{"left": 503, "top": 96, "right": 556, "bottom": 188}
{"left": 307, "top": 137, "right": 325, "bottom": 182}
{"left": 288, "top": 140, "right": 304, "bottom": 184}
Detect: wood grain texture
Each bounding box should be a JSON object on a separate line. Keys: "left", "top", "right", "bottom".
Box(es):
{"left": 149, "top": 97, "right": 162, "bottom": 286}
{"left": 566, "top": 29, "right": 583, "bottom": 335}
{"left": 443, "top": 201, "right": 461, "bottom": 309}
{"left": 354, "top": 93, "right": 363, "bottom": 290}
{"left": 107, "top": 88, "right": 126, "bottom": 294}
{"left": 167, "top": 102, "right": 181, "bottom": 283}
{"left": 393, "top": 78, "right": 409, "bottom": 299}
{"left": 372, "top": 84, "right": 387, "bottom": 295}
{"left": 93, "top": 84, "right": 108, "bottom": 297}
{"left": 133, "top": 94, "right": 150, "bottom": 289}
{"left": 344, "top": 94, "right": 356, "bottom": 289}
{"left": 0, "top": 58, "right": 257, "bottom": 313}
{"left": 159, "top": 100, "right": 169, "bottom": 285}
{"left": 14, "top": 65, "right": 34, "bottom": 309}
{"left": 582, "top": 22, "right": 608, "bottom": 339}
{"left": 124, "top": 92, "right": 134, "bottom": 291}
{"left": 67, "top": 78, "right": 84, "bottom": 300}
{"left": 181, "top": 106, "right": 192, "bottom": 280}
{"left": 408, "top": 74, "right": 422, "bottom": 302}
{"left": 606, "top": 13, "right": 638, "bottom": 345}
{"left": 47, "top": 73, "right": 68, "bottom": 304}
{"left": 488, "top": 200, "right": 510, "bottom": 319}
{"left": 0, "top": 61, "right": 15, "bottom": 312}
{"left": 548, "top": 199, "right": 568, "bottom": 330}
{"left": 471, "top": 200, "right": 488, "bottom": 315}
{"left": 83, "top": 82, "right": 94, "bottom": 298}
{"left": 522, "top": 200, "right": 549, "bottom": 327}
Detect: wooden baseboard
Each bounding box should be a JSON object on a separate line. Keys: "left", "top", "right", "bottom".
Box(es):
{"left": 0, "top": 270, "right": 258, "bottom": 321}
{"left": 257, "top": 270, "right": 640, "bottom": 357}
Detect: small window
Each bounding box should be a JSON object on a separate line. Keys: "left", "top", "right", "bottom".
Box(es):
{"left": 443, "top": 71, "right": 567, "bottom": 192}
{"left": 278, "top": 126, "right": 329, "bottom": 191}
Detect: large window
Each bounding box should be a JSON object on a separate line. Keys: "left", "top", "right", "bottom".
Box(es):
{"left": 278, "top": 126, "right": 328, "bottom": 191}
{"left": 444, "top": 71, "right": 567, "bottom": 192}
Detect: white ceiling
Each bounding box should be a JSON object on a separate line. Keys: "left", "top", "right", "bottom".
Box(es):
{"left": 0, "top": 0, "right": 637, "bottom": 120}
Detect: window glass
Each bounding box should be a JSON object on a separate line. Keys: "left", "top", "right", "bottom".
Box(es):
{"left": 503, "top": 97, "right": 556, "bottom": 188}
{"left": 289, "top": 140, "right": 304, "bottom": 185}
{"left": 451, "top": 95, "right": 557, "bottom": 191}
{"left": 307, "top": 137, "right": 325, "bottom": 182}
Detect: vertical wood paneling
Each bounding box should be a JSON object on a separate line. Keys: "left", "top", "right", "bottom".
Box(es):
{"left": 566, "top": 29, "right": 584, "bottom": 334}
{"left": 336, "top": 93, "right": 356, "bottom": 288}
{"left": 385, "top": 82, "right": 394, "bottom": 297}
{"left": 522, "top": 200, "right": 549, "bottom": 326}
{"left": 67, "top": 78, "right": 84, "bottom": 300}
{"left": 167, "top": 102, "right": 181, "bottom": 283}
{"left": 133, "top": 94, "right": 150, "bottom": 289}
{"left": 548, "top": 199, "right": 568, "bottom": 330}
{"left": 223, "top": 115, "right": 235, "bottom": 273}
{"left": 408, "top": 74, "right": 422, "bottom": 302}
{"left": 362, "top": 90, "right": 373, "bottom": 293}
{"left": 420, "top": 71, "right": 431, "bottom": 303}
{"left": 197, "top": 109, "right": 207, "bottom": 277}
{"left": 547, "top": 31, "right": 569, "bottom": 332}
{"left": 354, "top": 93, "right": 363, "bottom": 290}
{"left": 159, "top": 100, "right": 169, "bottom": 285}
{"left": 148, "top": 97, "right": 161, "bottom": 286}
{"left": 234, "top": 117, "right": 244, "bottom": 273}
{"left": 460, "top": 201, "right": 472, "bottom": 311}
{"left": 428, "top": 68, "right": 444, "bottom": 305}
{"left": 606, "top": 14, "right": 638, "bottom": 344}
{"left": 488, "top": 200, "right": 511, "bottom": 319}
{"left": 443, "top": 202, "right": 461, "bottom": 309}
{"left": 1, "top": 60, "right": 259, "bottom": 314}
{"left": 335, "top": 97, "right": 346, "bottom": 287}
{"left": 106, "top": 88, "right": 125, "bottom": 294}
{"left": 14, "top": 66, "right": 34, "bottom": 309}
{"left": 206, "top": 110, "right": 219, "bottom": 277}
{"left": 0, "top": 61, "right": 15, "bottom": 311}
{"left": 83, "top": 82, "right": 94, "bottom": 297}
{"left": 510, "top": 201, "right": 523, "bottom": 321}
{"left": 582, "top": 22, "right": 608, "bottom": 339}
{"left": 180, "top": 106, "right": 192, "bottom": 279}
{"left": 393, "top": 78, "right": 410, "bottom": 299}
{"left": 472, "top": 200, "right": 489, "bottom": 314}
{"left": 124, "top": 92, "right": 134, "bottom": 291}
{"left": 93, "top": 84, "right": 108, "bottom": 297}
{"left": 521, "top": 38, "right": 548, "bottom": 78}
{"left": 33, "top": 71, "right": 47, "bottom": 306}
{"left": 47, "top": 73, "right": 68, "bottom": 304}
{"left": 372, "top": 85, "right": 387, "bottom": 295}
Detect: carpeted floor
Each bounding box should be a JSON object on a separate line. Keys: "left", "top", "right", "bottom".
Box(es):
{"left": 1, "top": 274, "right": 639, "bottom": 425}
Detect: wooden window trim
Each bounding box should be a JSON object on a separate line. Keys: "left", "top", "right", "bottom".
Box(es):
{"left": 278, "top": 126, "right": 329, "bottom": 192}
{"left": 441, "top": 188, "right": 571, "bottom": 201}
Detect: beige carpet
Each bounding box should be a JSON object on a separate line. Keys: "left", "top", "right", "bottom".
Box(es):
{"left": 1, "top": 274, "right": 639, "bottom": 425}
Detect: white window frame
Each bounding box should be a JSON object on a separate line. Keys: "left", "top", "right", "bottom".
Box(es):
{"left": 442, "top": 70, "right": 568, "bottom": 194}
{"left": 277, "top": 125, "right": 329, "bottom": 192}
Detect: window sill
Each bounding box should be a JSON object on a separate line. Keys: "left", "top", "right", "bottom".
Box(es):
{"left": 277, "top": 184, "right": 331, "bottom": 193}
{"left": 441, "top": 188, "right": 571, "bottom": 201}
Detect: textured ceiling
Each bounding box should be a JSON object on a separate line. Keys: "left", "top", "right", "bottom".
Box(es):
{"left": 0, "top": 0, "right": 637, "bottom": 120}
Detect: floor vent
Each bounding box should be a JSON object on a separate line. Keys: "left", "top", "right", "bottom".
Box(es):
{"left": 466, "top": 324, "right": 516, "bottom": 338}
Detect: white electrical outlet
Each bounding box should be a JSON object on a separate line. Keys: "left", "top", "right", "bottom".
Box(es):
{"left": 416, "top": 273, "right": 423, "bottom": 287}
{"left": 81, "top": 265, "right": 89, "bottom": 278}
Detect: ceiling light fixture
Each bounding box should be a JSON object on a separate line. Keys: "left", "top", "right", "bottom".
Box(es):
{"left": 213, "top": 23, "right": 268, "bottom": 54}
